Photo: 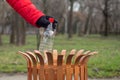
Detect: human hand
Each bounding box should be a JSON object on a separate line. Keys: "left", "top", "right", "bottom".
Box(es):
{"left": 36, "top": 16, "right": 58, "bottom": 29}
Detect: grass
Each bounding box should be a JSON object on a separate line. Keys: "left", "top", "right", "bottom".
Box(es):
{"left": 0, "top": 34, "right": 120, "bottom": 78}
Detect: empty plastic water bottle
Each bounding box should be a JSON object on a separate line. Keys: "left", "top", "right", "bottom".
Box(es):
{"left": 39, "top": 18, "right": 55, "bottom": 53}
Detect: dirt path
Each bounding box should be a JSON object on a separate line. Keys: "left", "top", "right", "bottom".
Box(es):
{"left": 0, "top": 73, "right": 27, "bottom": 80}
{"left": 0, "top": 73, "right": 119, "bottom": 80}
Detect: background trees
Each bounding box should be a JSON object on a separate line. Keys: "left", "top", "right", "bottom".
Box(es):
{"left": 0, "top": 0, "right": 120, "bottom": 46}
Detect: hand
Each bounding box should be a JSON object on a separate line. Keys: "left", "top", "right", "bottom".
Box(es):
{"left": 36, "top": 16, "right": 58, "bottom": 29}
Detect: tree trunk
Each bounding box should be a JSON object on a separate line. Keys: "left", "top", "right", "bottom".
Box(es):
{"left": 16, "top": 15, "right": 21, "bottom": 46}
{"left": 16, "top": 15, "right": 26, "bottom": 46}
{"left": 10, "top": 25, "right": 16, "bottom": 44}
{"left": 10, "top": 11, "right": 26, "bottom": 46}
{"left": 68, "top": 0, "right": 74, "bottom": 38}
{"left": 0, "top": 33, "right": 2, "bottom": 45}
{"left": 21, "top": 20, "right": 26, "bottom": 45}
{"left": 84, "top": 8, "right": 93, "bottom": 35}
{"left": 78, "top": 23, "right": 84, "bottom": 37}
{"left": 36, "top": 29, "right": 40, "bottom": 50}
{"left": 10, "top": 11, "right": 16, "bottom": 44}
{"left": 103, "top": 0, "right": 109, "bottom": 36}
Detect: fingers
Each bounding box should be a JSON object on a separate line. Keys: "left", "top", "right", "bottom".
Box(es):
{"left": 36, "top": 15, "right": 58, "bottom": 29}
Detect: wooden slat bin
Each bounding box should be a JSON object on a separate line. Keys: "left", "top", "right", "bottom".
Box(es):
{"left": 18, "top": 49, "right": 97, "bottom": 80}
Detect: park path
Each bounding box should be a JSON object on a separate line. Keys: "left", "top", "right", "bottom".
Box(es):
{"left": 0, "top": 73, "right": 119, "bottom": 80}
{"left": 0, "top": 73, "right": 27, "bottom": 80}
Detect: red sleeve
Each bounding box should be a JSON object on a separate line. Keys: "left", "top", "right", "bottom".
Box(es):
{"left": 6, "top": 0, "right": 45, "bottom": 27}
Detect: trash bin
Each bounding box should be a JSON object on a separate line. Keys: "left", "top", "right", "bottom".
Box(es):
{"left": 18, "top": 49, "right": 97, "bottom": 80}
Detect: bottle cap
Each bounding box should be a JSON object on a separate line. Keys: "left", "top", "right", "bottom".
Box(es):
{"left": 49, "top": 18, "right": 54, "bottom": 23}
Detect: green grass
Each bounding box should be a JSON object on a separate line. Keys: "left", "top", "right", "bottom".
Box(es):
{"left": 0, "top": 34, "right": 120, "bottom": 78}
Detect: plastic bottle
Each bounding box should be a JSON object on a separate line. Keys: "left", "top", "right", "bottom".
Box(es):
{"left": 39, "top": 18, "right": 55, "bottom": 53}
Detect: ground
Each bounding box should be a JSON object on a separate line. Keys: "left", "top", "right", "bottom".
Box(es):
{"left": 0, "top": 73, "right": 119, "bottom": 80}
{"left": 0, "top": 73, "right": 27, "bottom": 80}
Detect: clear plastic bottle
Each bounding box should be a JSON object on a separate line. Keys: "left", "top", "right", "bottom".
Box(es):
{"left": 39, "top": 18, "right": 55, "bottom": 53}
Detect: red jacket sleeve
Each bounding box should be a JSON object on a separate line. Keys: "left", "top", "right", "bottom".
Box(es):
{"left": 6, "top": 0, "right": 45, "bottom": 27}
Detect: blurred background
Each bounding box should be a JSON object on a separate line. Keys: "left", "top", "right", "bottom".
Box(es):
{"left": 0, "top": 0, "right": 120, "bottom": 78}
{"left": 0, "top": 0, "right": 120, "bottom": 46}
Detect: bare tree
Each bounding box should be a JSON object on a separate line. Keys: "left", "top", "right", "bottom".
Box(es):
{"left": 9, "top": 10, "right": 16, "bottom": 44}
{"left": 100, "top": 0, "right": 110, "bottom": 36}
{"left": 0, "top": 0, "right": 119, "bottom": 42}
{"left": 0, "top": 0, "right": 10, "bottom": 45}
{"left": 68, "top": 0, "right": 74, "bottom": 38}
{"left": 84, "top": 7, "right": 93, "bottom": 35}
{"left": 16, "top": 15, "right": 26, "bottom": 46}
{"left": 0, "top": 1, "right": 3, "bottom": 45}
{"left": 0, "top": 33, "right": 2, "bottom": 45}
{"left": 110, "top": 0, "right": 120, "bottom": 35}
{"left": 77, "top": 0, "right": 120, "bottom": 36}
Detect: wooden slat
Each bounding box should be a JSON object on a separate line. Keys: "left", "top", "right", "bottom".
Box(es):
{"left": 26, "top": 51, "right": 38, "bottom": 80}
{"left": 34, "top": 50, "right": 44, "bottom": 65}
{"left": 74, "top": 54, "right": 85, "bottom": 80}
{"left": 74, "top": 65, "right": 80, "bottom": 80}
{"left": 46, "top": 52, "right": 53, "bottom": 65}
{"left": 26, "top": 51, "right": 37, "bottom": 65}
{"left": 34, "top": 50, "right": 45, "bottom": 80}
{"left": 66, "top": 66, "right": 72, "bottom": 80}
{"left": 66, "top": 54, "right": 74, "bottom": 80}
{"left": 79, "top": 52, "right": 93, "bottom": 80}
{"left": 75, "top": 49, "right": 84, "bottom": 57}
{"left": 74, "top": 54, "right": 85, "bottom": 65}
{"left": 57, "top": 55, "right": 63, "bottom": 66}
{"left": 38, "top": 66, "right": 45, "bottom": 80}
{"left": 57, "top": 55, "right": 64, "bottom": 80}
{"left": 75, "top": 53, "right": 88, "bottom": 80}
{"left": 45, "top": 52, "right": 55, "bottom": 80}
{"left": 53, "top": 50, "right": 58, "bottom": 65}
{"left": 44, "top": 50, "right": 48, "bottom": 64}
{"left": 70, "top": 49, "right": 76, "bottom": 55}
{"left": 66, "top": 54, "right": 74, "bottom": 65}
{"left": 83, "top": 51, "right": 90, "bottom": 55}
{"left": 46, "top": 67, "right": 55, "bottom": 80}
{"left": 84, "top": 64, "right": 88, "bottom": 80}
{"left": 79, "top": 65, "right": 85, "bottom": 80}
{"left": 61, "top": 50, "right": 66, "bottom": 65}
{"left": 18, "top": 51, "right": 32, "bottom": 80}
